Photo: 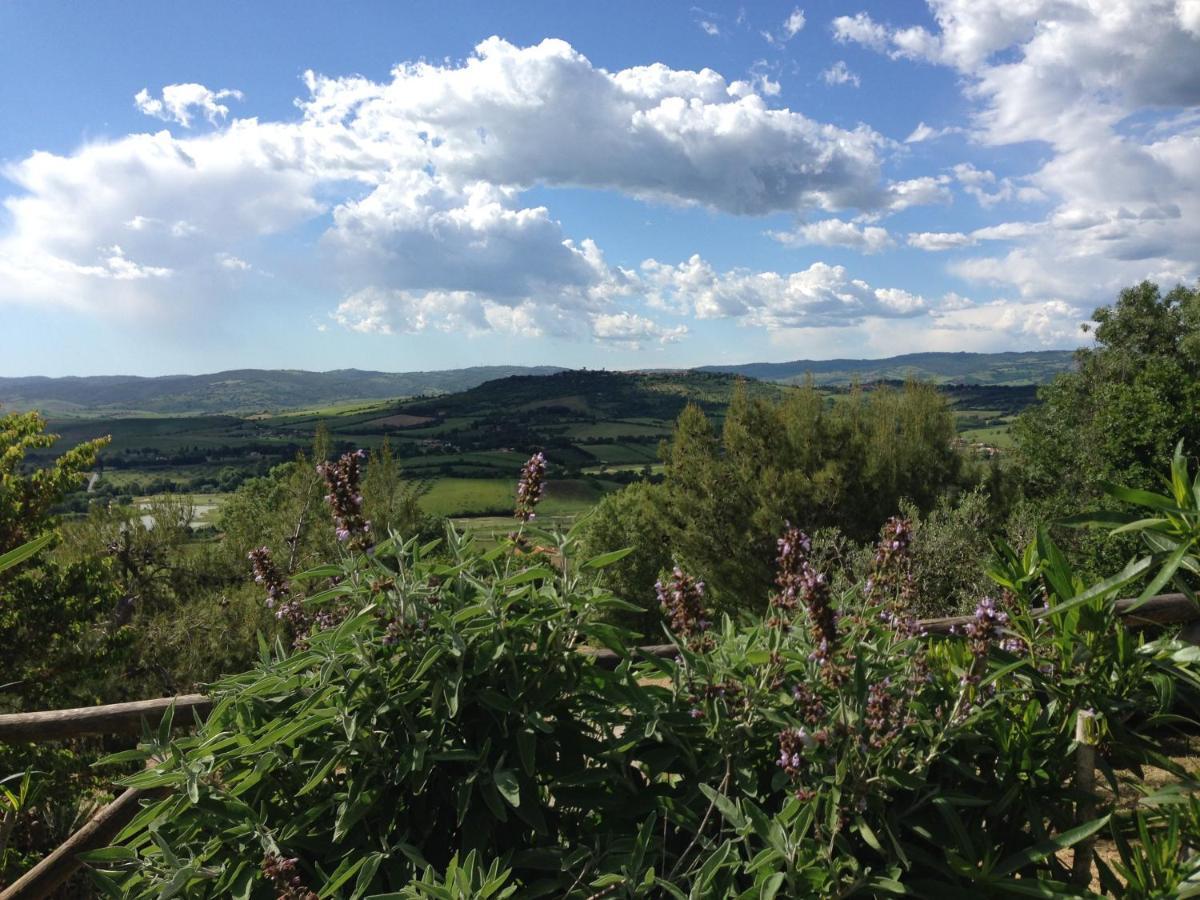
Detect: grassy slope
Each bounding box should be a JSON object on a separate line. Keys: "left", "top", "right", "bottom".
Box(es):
{"left": 41, "top": 369, "right": 1043, "bottom": 519}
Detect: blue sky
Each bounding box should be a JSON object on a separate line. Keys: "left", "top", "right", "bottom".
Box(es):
{"left": 1, "top": 0, "right": 1197, "bottom": 376}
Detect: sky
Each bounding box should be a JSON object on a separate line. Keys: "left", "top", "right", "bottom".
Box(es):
{"left": 1, "top": 0, "right": 1198, "bottom": 376}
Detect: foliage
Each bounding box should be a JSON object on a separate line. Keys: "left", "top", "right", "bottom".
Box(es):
{"left": 86, "top": 448, "right": 1200, "bottom": 897}
{"left": 361, "top": 440, "right": 429, "bottom": 542}
{"left": 0, "top": 410, "right": 123, "bottom": 889}
{"left": 1, "top": 409, "right": 117, "bottom": 711}
{"left": 574, "top": 481, "right": 673, "bottom": 635}
{"left": 1064, "top": 439, "right": 1200, "bottom": 605}
{"left": 1014, "top": 280, "right": 1200, "bottom": 575}
{"left": 895, "top": 488, "right": 1004, "bottom": 617}
{"left": 650, "top": 379, "right": 967, "bottom": 610}
{"left": 0, "top": 408, "right": 108, "bottom": 548}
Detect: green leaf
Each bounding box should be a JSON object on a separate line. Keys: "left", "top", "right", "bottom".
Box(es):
{"left": 759, "top": 873, "right": 785, "bottom": 900}
{"left": 318, "top": 853, "right": 371, "bottom": 898}
{"left": 1041, "top": 555, "right": 1151, "bottom": 617}
{"left": 993, "top": 815, "right": 1111, "bottom": 876}
{"left": 516, "top": 729, "right": 536, "bottom": 777}
{"left": 699, "top": 783, "right": 744, "bottom": 831}
{"left": 581, "top": 547, "right": 634, "bottom": 569}
{"left": 0, "top": 532, "right": 53, "bottom": 574}
{"left": 1102, "top": 481, "right": 1184, "bottom": 514}
{"left": 76, "top": 845, "right": 139, "bottom": 864}
{"left": 93, "top": 748, "right": 151, "bottom": 768}
{"left": 500, "top": 567, "right": 555, "bottom": 587}
{"left": 1058, "top": 510, "right": 1138, "bottom": 529}
{"left": 493, "top": 767, "right": 521, "bottom": 808}
{"left": 1130, "top": 540, "right": 1194, "bottom": 609}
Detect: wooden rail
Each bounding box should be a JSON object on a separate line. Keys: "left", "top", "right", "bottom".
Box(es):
{"left": 1, "top": 591, "right": 1196, "bottom": 899}
{"left": 0, "top": 788, "right": 157, "bottom": 900}
{"left": 0, "top": 694, "right": 211, "bottom": 744}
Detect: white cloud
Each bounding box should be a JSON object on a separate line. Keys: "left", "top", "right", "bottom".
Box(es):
{"left": 821, "top": 61, "right": 860, "bottom": 87}
{"left": 762, "top": 7, "right": 806, "bottom": 45}
{"left": 771, "top": 218, "right": 892, "bottom": 253}
{"left": 831, "top": 12, "right": 890, "bottom": 51}
{"left": 0, "top": 37, "right": 900, "bottom": 334}
{"left": 886, "top": 175, "right": 953, "bottom": 211}
{"left": 747, "top": 60, "right": 782, "bottom": 96}
{"left": 134, "top": 84, "right": 244, "bottom": 127}
{"left": 640, "top": 255, "right": 926, "bottom": 329}
{"left": 215, "top": 252, "right": 251, "bottom": 271}
{"left": 698, "top": 19, "right": 720, "bottom": 36}
{"left": 592, "top": 312, "right": 688, "bottom": 348}
{"left": 904, "top": 121, "right": 962, "bottom": 143}
{"left": 907, "top": 231, "right": 974, "bottom": 251}
{"left": 784, "top": 8, "right": 807, "bottom": 37}
{"left": 854, "top": 296, "right": 1087, "bottom": 351}
{"left": 839, "top": 2, "right": 1200, "bottom": 300}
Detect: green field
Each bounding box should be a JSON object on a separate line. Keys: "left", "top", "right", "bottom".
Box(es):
{"left": 42, "top": 370, "right": 1038, "bottom": 526}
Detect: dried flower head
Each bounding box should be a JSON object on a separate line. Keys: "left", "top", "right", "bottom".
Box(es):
{"left": 776, "top": 726, "right": 826, "bottom": 781}
{"left": 791, "top": 681, "right": 826, "bottom": 726}
{"left": 515, "top": 452, "right": 547, "bottom": 521}
{"left": 953, "top": 595, "right": 1013, "bottom": 705}
{"left": 317, "top": 449, "right": 371, "bottom": 548}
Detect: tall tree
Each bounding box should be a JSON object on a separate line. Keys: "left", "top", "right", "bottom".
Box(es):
{"left": 1015, "top": 281, "right": 1200, "bottom": 503}
{"left": 646, "top": 380, "right": 964, "bottom": 610}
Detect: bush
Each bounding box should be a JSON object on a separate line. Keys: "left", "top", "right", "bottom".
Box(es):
{"left": 88, "top": 457, "right": 1200, "bottom": 897}
{"left": 896, "top": 488, "right": 1000, "bottom": 618}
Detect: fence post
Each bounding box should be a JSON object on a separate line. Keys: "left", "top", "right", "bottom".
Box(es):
{"left": 1071, "top": 709, "right": 1099, "bottom": 888}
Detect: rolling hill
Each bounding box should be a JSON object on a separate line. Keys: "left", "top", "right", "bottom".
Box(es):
{"left": 696, "top": 350, "right": 1076, "bottom": 386}
{"left": 0, "top": 366, "right": 566, "bottom": 416}
{"left": 1, "top": 351, "right": 1077, "bottom": 417}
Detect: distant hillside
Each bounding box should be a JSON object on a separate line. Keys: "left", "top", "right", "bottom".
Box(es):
{"left": 696, "top": 350, "right": 1076, "bottom": 386}
{"left": 0, "top": 351, "right": 1075, "bottom": 417}
{"left": 400, "top": 368, "right": 791, "bottom": 421}
{"left": 0, "top": 366, "right": 567, "bottom": 416}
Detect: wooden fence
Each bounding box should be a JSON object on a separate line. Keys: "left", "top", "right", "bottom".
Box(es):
{"left": 1, "top": 592, "right": 1195, "bottom": 899}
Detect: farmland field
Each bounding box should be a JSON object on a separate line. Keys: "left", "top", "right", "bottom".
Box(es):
{"left": 34, "top": 370, "right": 1040, "bottom": 530}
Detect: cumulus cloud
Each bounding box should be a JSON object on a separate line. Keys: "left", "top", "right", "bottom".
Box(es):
{"left": 640, "top": 256, "right": 926, "bottom": 329}
{"left": 771, "top": 218, "right": 892, "bottom": 253}
{"left": 134, "top": 84, "right": 244, "bottom": 127}
{"left": 886, "top": 176, "right": 953, "bottom": 212}
{"left": 831, "top": 12, "right": 890, "bottom": 51}
{"left": 0, "top": 37, "right": 909, "bottom": 341}
{"left": 821, "top": 61, "right": 860, "bottom": 87}
{"left": 849, "top": 296, "right": 1087, "bottom": 352}
{"left": 837, "top": 1, "right": 1200, "bottom": 301}
{"left": 591, "top": 312, "right": 688, "bottom": 348}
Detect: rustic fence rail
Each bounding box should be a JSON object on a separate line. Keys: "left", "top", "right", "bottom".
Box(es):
{"left": 2, "top": 591, "right": 1197, "bottom": 899}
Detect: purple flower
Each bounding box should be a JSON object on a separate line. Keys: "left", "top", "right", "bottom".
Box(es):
{"left": 514, "top": 452, "right": 547, "bottom": 522}
{"left": 248, "top": 546, "right": 289, "bottom": 606}
{"left": 657, "top": 566, "right": 710, "bottom": 647}
{"left": 317, "top": 450, "right": 371, "bottom": 550}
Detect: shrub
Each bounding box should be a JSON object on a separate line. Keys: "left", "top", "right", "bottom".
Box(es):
{"left": 88, "top": 451, "right": 1200, "bottom": 897}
